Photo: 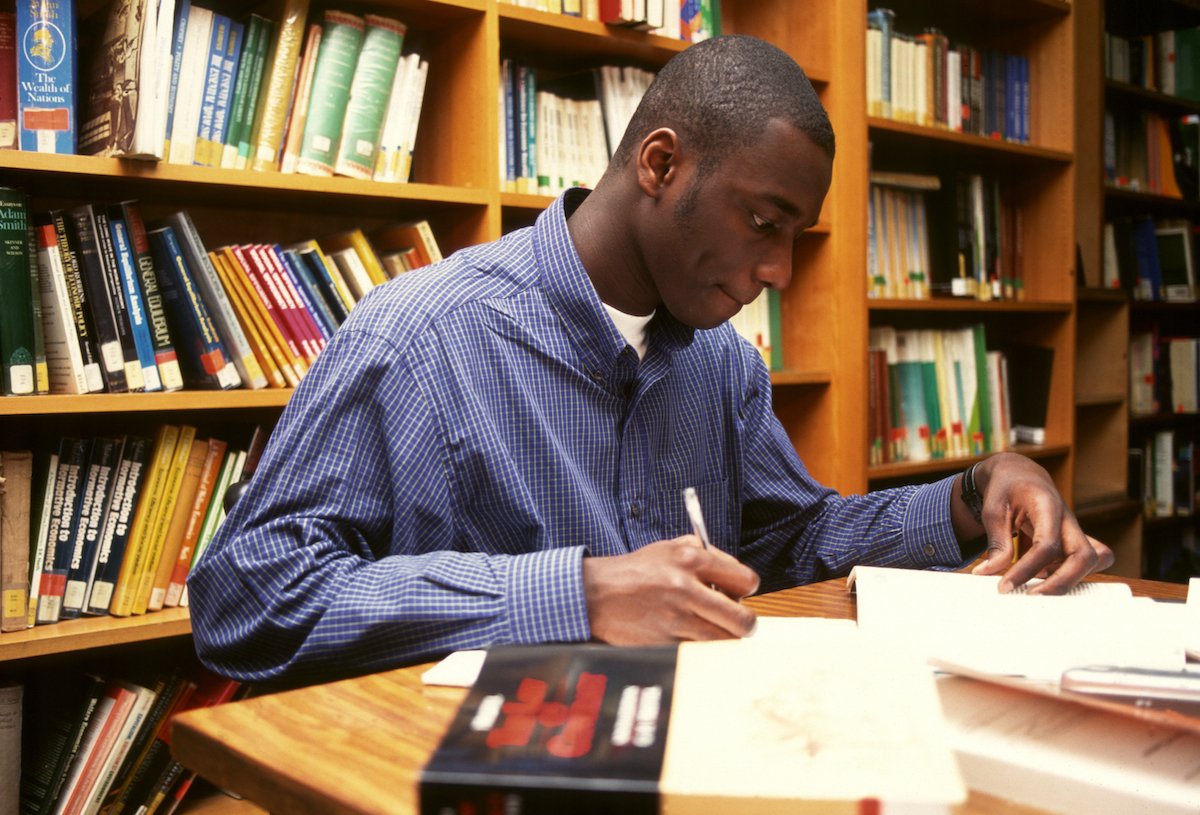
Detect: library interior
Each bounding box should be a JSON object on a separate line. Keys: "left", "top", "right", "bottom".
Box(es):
{"left": 1, "top": 1, "right": 1199, "bottom": 814}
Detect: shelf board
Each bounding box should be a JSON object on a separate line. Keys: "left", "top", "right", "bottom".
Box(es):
{"left": 0, "top": 390, "right": 294, "bottom": 416}
{"left": 1104, "top": 185, "right": 1200, "bottom": 215}
{"left": 867, "top": 118, "right": 1072, "bottom": 163}
{"left": 1075, "top": 287, "right": 1128, "bottom": 304}
{"left": 1105, "top": 80, "right": 1200, "bottom": 115}
{"left": 867, "top": 443, "right": 1071, "bottom": 481}
{"left": 499, "top": 5, "right": 689, "bottom": 63}
{"left": 1130, "top": 410, "right": 1200, "bottom": 427}
{"left": 868, "top": 298, "right": 1072, "bottom": 314}
{"left": 1073, "top": 493, "right": 1140, "bottom": 524}
{"left": 1075, "top": 391, "right": 1126, "bottom": 408}
{"left": 0, "top": 607, "right": 192, "bottom": 663}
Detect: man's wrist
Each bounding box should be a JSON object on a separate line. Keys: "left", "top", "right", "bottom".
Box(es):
{"left": 961, "top": 462, "right": 985, "bottom": 526}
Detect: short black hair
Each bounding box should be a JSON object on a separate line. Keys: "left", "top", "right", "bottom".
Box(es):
{"left": 611, "top": 35, "right": 835, "bottom": 173}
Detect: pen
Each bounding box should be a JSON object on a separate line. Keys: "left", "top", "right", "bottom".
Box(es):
{"left": 682, "top": 487, "right": 711, "bottom": 550}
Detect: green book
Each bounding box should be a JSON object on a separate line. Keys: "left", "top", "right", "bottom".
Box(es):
{"left": 25, "top": 220, "right": 48, "bottom": 392}
{"left": 296, "top": 10, "right": 364, "bottom": 176}
{"left": 0, "top": 187, "right": 36, "bottom": 395}
{"left": 333, "top": 14, "right": 405, "bottom": 180}
{"left": 232, "top": 15, "right": 276, "bottom": 169}
{"left": 220, "top": 14, "right": 263, "bottom": 168}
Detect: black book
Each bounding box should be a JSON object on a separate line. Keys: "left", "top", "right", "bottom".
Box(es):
{"left": 420, "top": 645, "right": 676, "bottom": 814}
{"left": 92, "top": 206, "right": 144, "bottom": 391}
{"left": 45, "top": 210, "right": 104, "bottom": 391}
{"left": 66, "top": 204, "right": 127, "bottom": 392}
{"left": 19, "top": 673, "right": 106, "bottom": 815}
{"left": 60, "top": 436, "right": 122, "bottom": 619}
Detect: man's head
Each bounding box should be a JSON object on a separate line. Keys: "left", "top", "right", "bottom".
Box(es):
{"left": 589, "top": 35, "right": 834, "bottom": 330}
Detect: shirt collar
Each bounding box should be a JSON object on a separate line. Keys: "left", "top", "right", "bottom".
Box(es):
{"left": 532, "top": 188, "right": 694, "bottom": 375}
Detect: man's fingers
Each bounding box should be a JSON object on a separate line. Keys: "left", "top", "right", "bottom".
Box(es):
{"left": 1005, "top": 519, "right": 1101, "bottom": 595}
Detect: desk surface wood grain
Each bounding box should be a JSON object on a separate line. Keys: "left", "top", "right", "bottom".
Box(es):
{"left": 172, "top": 575, "right": 1188, "bottom": 815}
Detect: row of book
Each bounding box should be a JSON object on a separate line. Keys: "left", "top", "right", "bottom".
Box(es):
{"left": 867, "top": 171, "right": 1024, "bottom": 302}
{"left": 1102, "top": 215, "right": 1197, "bottom": 301}
{"left": 501, "top": 61, "right": 654, "bottom": 195}
{"left": 1131, "top": 332, "right": 1200, "bottom": 417}
{"left": 1130, "top": 430, "right": 1197, "bottom": 520}
{"left": 1104, "top": 26, "right": 1200, "bottom": 101}
{"left": 7, "top": 666, "right": 243, "bottom": 815}
{"left": 500, "top": 0, "right": 720, "bottom": 42}
{"left": 0, "top": 423, "right": 263, "bottom": 635}
{"left": 4, "top": 0, "right": 431, "bottom": 184}
{"left": 0, "top": 185, "right": 442, "bottom": 396}
{"left": 867, "top": 325, "right": 1053, "bottom": 466}
{"left": 866, "top": 9, "right": 1030, "bottom": 144}
{"left": 1104, "top": 109, "right": 1199, "bottom": 200}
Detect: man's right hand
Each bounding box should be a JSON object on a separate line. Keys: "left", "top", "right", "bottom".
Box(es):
{"left": 582, "top": 537, "right": 760, "bottom": 645}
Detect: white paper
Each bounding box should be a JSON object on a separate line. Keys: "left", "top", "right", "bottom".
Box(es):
{"left": 421, "top": 649, "right": 486, "bottom": 688}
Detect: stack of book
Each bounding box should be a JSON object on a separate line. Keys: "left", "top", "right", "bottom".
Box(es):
{"left": 866, "top": 8, "right": 1030, "bottom": 144}
{"left": 1105, "top": 25, "right": 1200, "bottom": 100}
{"left": 497, "top": 0, "right": 720, "bottom": 42}
{"left": 0, "top": 185, "right": 442, "bottom": 397}
{"left": 1103, "top": 216, "right": 1197, "bottom": 300}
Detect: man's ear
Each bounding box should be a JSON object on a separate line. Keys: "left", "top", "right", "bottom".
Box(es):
{"left": 635, "top": 128, "right": 681, "bottom": 197}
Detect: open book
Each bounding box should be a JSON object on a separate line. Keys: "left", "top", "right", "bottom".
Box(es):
{"left": 848, "top": 566, "right": 1188, "bottom": 681}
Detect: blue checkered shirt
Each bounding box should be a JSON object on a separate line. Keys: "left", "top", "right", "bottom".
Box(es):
{"left": 188, "top": 189, "right": 963, "bottom": 683}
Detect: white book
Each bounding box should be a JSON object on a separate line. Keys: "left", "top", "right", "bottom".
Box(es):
{"left": 147, "top": 0, "right": 178, "bottom": 159}
{"left": 327, "top": 247, "right": 375, "bottom": 301}
{"left": 167, "top": 5, "right": 213, "bottom": 165}
{"left": 35, "top": 227, "right": 90, "bottom": 394}
{"left": 79, "top": 681, "right": 158, "bottom": 815}
{"left": 25, "top": 452, "right": 58, "bottom": 627}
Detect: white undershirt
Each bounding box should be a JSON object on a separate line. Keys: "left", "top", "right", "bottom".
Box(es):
{"left": 603, "top": 303, "right": 655, "bottom": 360}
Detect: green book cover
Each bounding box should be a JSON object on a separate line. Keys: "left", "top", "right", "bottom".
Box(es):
{"left": 297, "top": 10, "right": 364, "bottom": 176}
{"left": 221, "top": 14, "right": 263, "bottom": 168}
{"left": 0, "top": 187, "right": 36, "bottom": 395}
{"left": 235, "top": 16, "right": 276, "bottom": 169}
{"left": 25, "top": 221, "right": 48, "bottom": 392}
{"left": 970, "top": 323, "right": 993, "bottom": 454}
{"left": 333, "top": 14, "right": 405, "bottom": 180}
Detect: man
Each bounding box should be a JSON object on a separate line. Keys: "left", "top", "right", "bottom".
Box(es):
{"left": 189, "top": 35, "right": 1112, "bottom": 684}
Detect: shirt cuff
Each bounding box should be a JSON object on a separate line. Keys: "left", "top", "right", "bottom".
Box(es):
{"left": 904, "top": 474, "right": 965, "bottom": 568}
{"left": 505, "top": 545, "right": 591, "bottom": 644}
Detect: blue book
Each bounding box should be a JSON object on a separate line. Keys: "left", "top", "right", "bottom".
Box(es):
{"left": 278, "top": 247, "right": 337, "bottom": 339}
{"left": 35, "top": 437, "right": 91, "bottom": 624}
{"left": 163, "top": 0, "right": 192, "bottom": 156}
{"left": 107, "top": 210, "right": 163, "bottom": 392}
{"left": 1131, "top": 215, "right": 1163, "bottom": 301}
{"left": 61, "top": 437, "right": 122, "bottom": 619}
{"left": 209, "top": 19, "right": 244, "bottom": 165}
{"left": 296, "top": 248, "right": 349, "bottom": 325}
{"left": 195, "top": 13, "right": 230, "bottom": 166}
{"left": 147, "top": 224, "right": 237, "bottom": 389}
{"left": 502, "top": 59, "right": 517, "bottom": 188}
{"left": 867, "top": 8, "right": 894, "bottom": 117}
{"left": 85, "top": 435, "right": 152, "bottom": 616}
{"left": 16, "top": 0, "right": 76, "bottom": 152}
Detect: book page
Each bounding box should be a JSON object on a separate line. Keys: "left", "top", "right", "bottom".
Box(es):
{"left": 660, "top": 629, "right": 967, "bottom": 812}
{"left": 938, "top": 676, "right": 1200, "bottom": 815}
{"left": 850, "top": 566, "right": 1185, "bottom": 681}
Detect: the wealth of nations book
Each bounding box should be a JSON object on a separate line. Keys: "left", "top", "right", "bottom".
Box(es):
{"left": 420, "top": 625, "right": 967, "bottom": 814}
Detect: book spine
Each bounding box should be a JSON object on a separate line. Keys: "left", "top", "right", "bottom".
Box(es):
{"left": 270, "top": 245, "right": 330, "bottom": 347}
{"left": 92, "top": 208, "right": 144, "bottom": 392}
{"left": 0, "top": 451, "right": 32, "bottom": 632}
{"left": 25, "top": 452, "right": 57, "bottom": 627}
{"left": 132, "top": 424, "right": 197, "bottom": 615}
{"left": 35, "top": 436, "right": 89, "bottom": 624}
{"left": 162, "top": 0, "right": 191, "bottom": 158}
{"left": 208, "top": 250, "right": 288, "bottom": 389}
{"left": 0, "top": 13, "right": 15, "bottom": 148}
{"left": 105, "top": 212, "right": 161, "bottom": 392}
{"left": 67, "top": 205, "right": 128, "bottom": 393}
{"left": 146, "top": 434, "right": 206, "bottom": 612}
{"left": 279, "top": 23, "right": 322, "bottom": 174}
{"left": 193, "top": 14, "right": 229, "bottom": 167}
{"left": 119, "top": 201, "right": 183, "bottom": 391}
{"left": 48, "top": 210, "right": 104, "bottom": 392}
{"left": 167, "top": 5, "right": 212, "bottom": 166}
{"left": 248, "top": 244, "right": 316, "bottom": 363}
{"left": 166, "top": 211, "right": 263, "bottom": 388}
{"left": 220, "top": 14, "right": 262, "bottom": 169}
{"left": 85, "top": 435, "right": 151, "bottom": 616}
{"left": 207, "top": 20, "right": 242, "bottom": 166}
{"left": 226, "top": 245, "right": 305, "bottom": 382}
{"left": 297, "top": 11, "right": 364, "bottom": 176}
{"left": 280, "top": 247, "right": 337, "bottom": 337}
{"left": 61, "top": 437, "right": 121, "bottom": 620}
{"left": 35, "top": 222, "right": 89, "bottom": 394}
{"left": 16, "top": 0, "right": 75, "bottom": 153}
{"left": 0, "top": 186, "right": 36, "bottom": 394}
{"left": 334, "top": 14, "right": 405, "bottom": 180}
{"left": 234, "top": 16, "right": 274, "bottom": 169}
{"left": 163, "top": 438, "right": 226, "bottom": 608}
{"left": 24, "top": 219, "right": 49, "bottom": 393}
{"left": 248, "top": 0, "right": 311, "bottom": 172}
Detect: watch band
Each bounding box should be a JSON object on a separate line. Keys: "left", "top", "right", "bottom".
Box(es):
{"left": 961, "top": 462, "right": 984, "bottom": 525}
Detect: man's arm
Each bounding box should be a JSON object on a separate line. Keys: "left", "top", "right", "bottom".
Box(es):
{"left": 951, "top": 452, "right": 1115, "bottom": 593}
{"left": 187, "top": 328, "right": 591, "bottom": 684}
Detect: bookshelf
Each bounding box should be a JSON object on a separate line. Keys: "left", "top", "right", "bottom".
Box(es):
{"left": 1074, "top": 0, "right": 1200, "bottom": 580}
{"left": 1, "top": 0, "right": 1091, "bottom": 809}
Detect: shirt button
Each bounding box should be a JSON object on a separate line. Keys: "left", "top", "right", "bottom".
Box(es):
{"left": 629, "top": 503, "right": 642, "bottom": 518}
{"left": 590, "top": 369, "right": 603, "bottom": 382}
{"left": 923, "top": 544, "right": 935, "bottom": 557}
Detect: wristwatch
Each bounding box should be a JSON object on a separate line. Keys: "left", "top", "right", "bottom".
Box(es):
{"left": 961, "top": 462, "right": 985, "bottom": 525}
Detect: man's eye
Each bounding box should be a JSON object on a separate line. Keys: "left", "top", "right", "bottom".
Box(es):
{"left": 752, "top": 213, "right": 775, "bottom": 230}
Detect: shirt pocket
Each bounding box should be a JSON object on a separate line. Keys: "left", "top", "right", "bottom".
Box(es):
{"left": 647, "top": 478, "right": 735, "bottom": 554}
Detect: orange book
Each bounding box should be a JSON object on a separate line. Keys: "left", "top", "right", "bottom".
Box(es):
{"left": 210, "top": 250, "right": 289, "bottom": 388}
{"left": 131, "top": 425, "right": 198, "bottom": 614}
{"left": 225, "top": 245, "right": 309, "bottom": 378}
{"left": 109, "top": 425, "right": 180, "bottom": 617}
{"left": 163, "top": 437, "right": 227, "bottom": 608}
{"left": 321, "top": 228, "right": 389, "bottom": 287}
{"left": 146, "top": 437, "right": 209, "bottom": 612}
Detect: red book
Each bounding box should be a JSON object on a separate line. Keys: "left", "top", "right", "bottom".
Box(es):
{"left": 0, "top": 12, "right": 16, "bottom": 149}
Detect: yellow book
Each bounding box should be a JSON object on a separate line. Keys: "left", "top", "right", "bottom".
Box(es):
{"left": 248, "top": 0, "right": 311, "bottom": 172}
{"left": 290, "top": 238, "right": 357, "bottom": 313}
{"left": 322, "top": 229, "right": 389, "bottom": 287}
{"left": 146, "top": 437, "right": 209, "bottom": 612}
{"left": 108, "top": 425, "right": 180, "bottom": 617}
{"left": 210, "top": 250, "right": 290, "bottom": 389}
{"left": 221, "top": 246, "right": 308, "bottom": 382}
{"left": 132, "top": 425, "right": 198, "bottom": 614}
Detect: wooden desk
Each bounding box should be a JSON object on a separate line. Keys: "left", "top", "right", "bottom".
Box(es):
{"left": 172, "top": 575, "right": 1188, "bottom": 815}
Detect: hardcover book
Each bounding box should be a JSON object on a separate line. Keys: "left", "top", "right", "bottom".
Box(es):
{"left": 16, "top": 0, "right": 76, "bottom": 153}
{"left": 0, "top": 449, "right": 33, "bottom": 632}
{"left": 0, "top": 186, "right": 36, "bottom": 394}
{"left": 333, "top": 14, "right": 405, "bottom": 180}
{"left": 296, "top": 10, "right": 364, "bottom": 177}
{"left": 422, "top": 632, "right": 967, "bottom": 814}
